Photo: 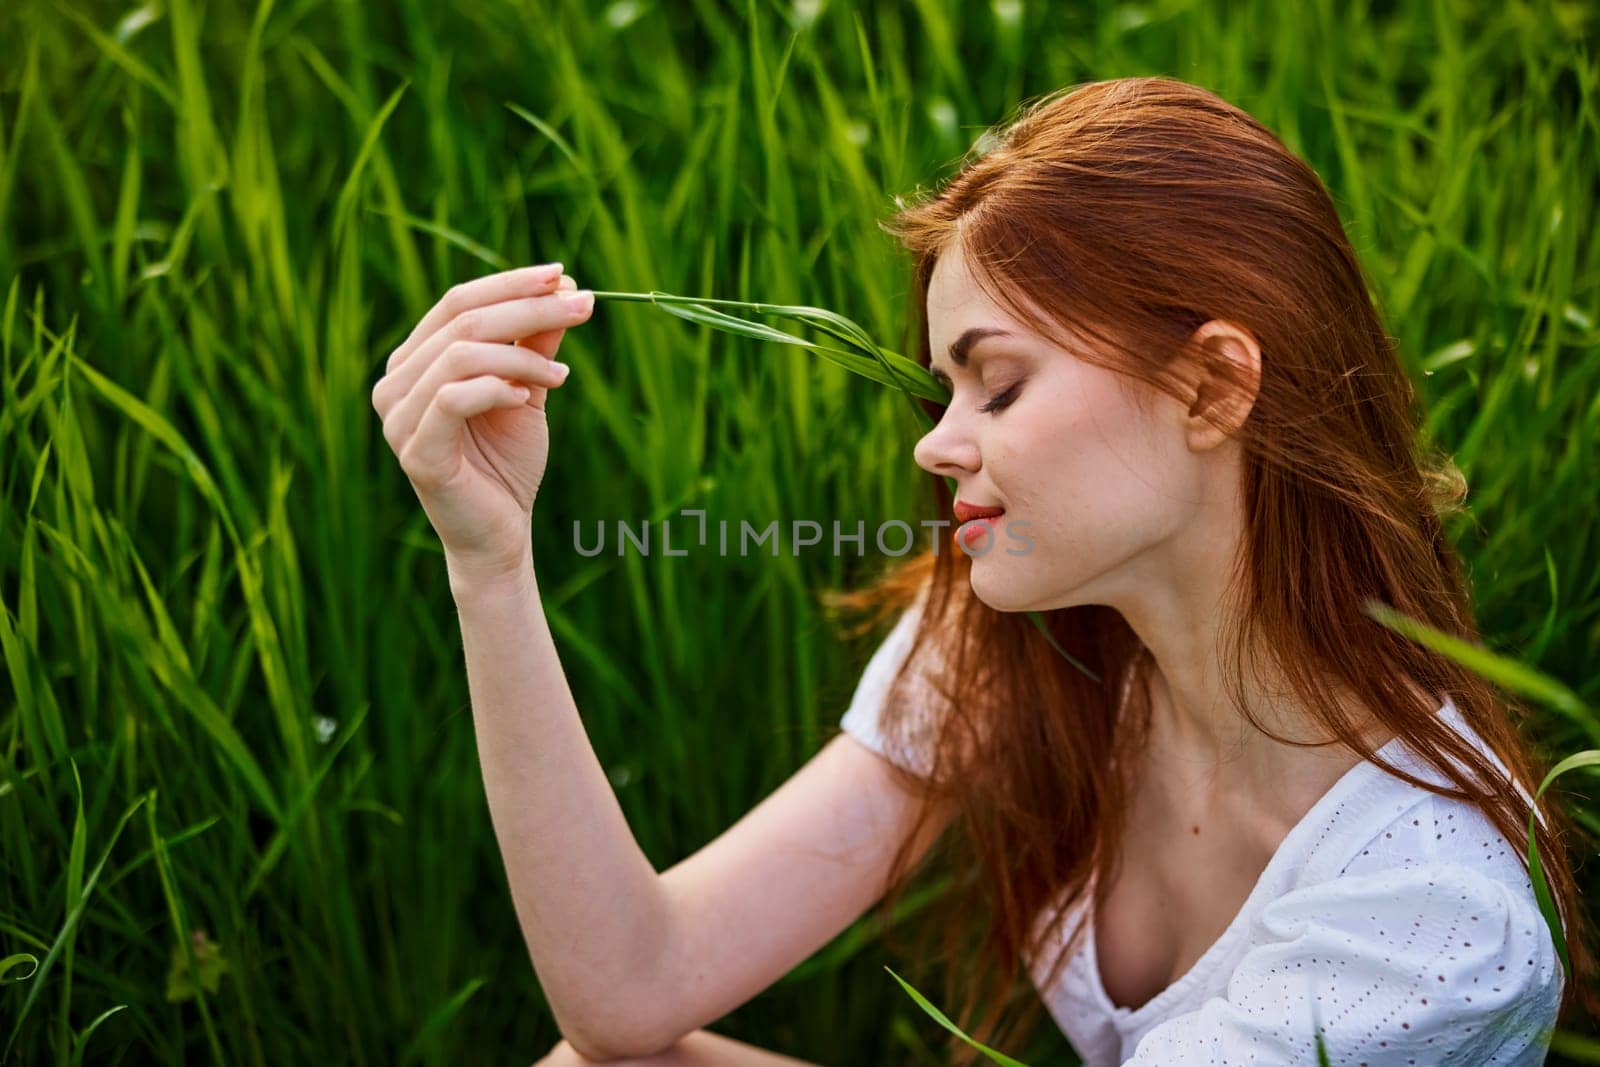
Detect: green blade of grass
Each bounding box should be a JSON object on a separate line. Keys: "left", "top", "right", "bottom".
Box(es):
{"left": 1526, "top": 749, "right": 1600, "bottom": 981}
{"left": 591, "top": 289, "right": 948, "bottom": 405}
{"left": 69, "top": 1004, "right": 127, "bottom": 1067}
{"left": 1361, "top": 600, "right": 1596, "bottom": 737}
{"left": 592, "top": 288, "right": 1105, "bottom": 685}
{"left": 884, "top": 966, "right": 1033, "bottom": 1067}
{"left": 0, "top": 954, "right": 39, "bottom": 985}
{"left": 2, "top": 791, "right": 149, "bottom": 1062}
{"left": 1364, "top": 598, "right": 1598, "bottom": 983}
{"left": 398, "top": 976, "right": 489, "bottom": 1065}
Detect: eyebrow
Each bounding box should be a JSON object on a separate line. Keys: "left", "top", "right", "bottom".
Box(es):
{"left": 930, "top": 327, "right": 1014, "bottom": 381}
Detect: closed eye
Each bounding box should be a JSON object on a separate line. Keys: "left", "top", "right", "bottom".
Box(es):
{"left": 978, "top": 381, "right": 1023, "bottom": 414}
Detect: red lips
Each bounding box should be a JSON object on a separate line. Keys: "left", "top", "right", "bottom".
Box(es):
{"left": 953, "top": 501, "right": 1006, "bottom": 523}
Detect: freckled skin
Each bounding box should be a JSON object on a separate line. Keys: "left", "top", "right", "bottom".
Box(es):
{"left": 914, "top": 241, "right": 1238, "bottom": 629}
{"left": 914, "top": 241, "right": 1373, "bottom": 797}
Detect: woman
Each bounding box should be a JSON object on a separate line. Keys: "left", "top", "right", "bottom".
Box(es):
{"left": 371, "top": 77, "right": 1593, "bottom": 1065}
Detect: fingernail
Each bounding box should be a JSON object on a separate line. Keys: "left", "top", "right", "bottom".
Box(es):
{"left": 561, "top": 290, "right": 594, "bottom": 312}
{"left": 535, "top": 261, "right": 564, "bottom": 279}
{"left": 552, "top": 361, "right": 571, "bottom": 380}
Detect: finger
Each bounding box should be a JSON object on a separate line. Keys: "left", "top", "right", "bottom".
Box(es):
{"left": 516, "top": 274, "right": 580, "bottom": 360}
{"left": 386, "top": 262, "right": 565, "bottom": 377}
{"left": 382, "top": 340, "right": 572, "bottom": 455}
{"left": 374, "top": 286, "right": 593, "bottom": 416}
{"left": 396, "top": 375, "right": 533, "bottom": 490}
{"left": 375, "top": 267, "right": 566, "bottom": 417}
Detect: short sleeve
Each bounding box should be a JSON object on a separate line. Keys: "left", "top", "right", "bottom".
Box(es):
{"left": 1124, "top": 862, "right": 1564, "bottom": 1066}
{"left": 837, "top": 591, "right": 946, "bottom": 777}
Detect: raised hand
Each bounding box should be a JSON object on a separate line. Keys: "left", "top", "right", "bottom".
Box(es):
{"left": 371, "top": 262, "right": 594, "bottom": 581}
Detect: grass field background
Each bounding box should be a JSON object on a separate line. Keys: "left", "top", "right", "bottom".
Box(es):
{"left": 2, "top": 0, "right": 1597, "bottom": 1062}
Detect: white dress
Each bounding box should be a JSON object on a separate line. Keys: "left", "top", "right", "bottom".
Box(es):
{"left": 837, "top": 600, "right": 1565, "bottom": 1066}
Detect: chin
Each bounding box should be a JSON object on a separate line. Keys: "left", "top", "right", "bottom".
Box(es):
{"left": 966, "top": 555, "right": 1086, "bottom": 614}
{"left": 964, "top": 558, "right": 1042, "bottom": 613}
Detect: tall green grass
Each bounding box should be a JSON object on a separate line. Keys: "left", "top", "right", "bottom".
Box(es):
{"left": 1, "top": 0, "right": 1596, "bottom": 1063}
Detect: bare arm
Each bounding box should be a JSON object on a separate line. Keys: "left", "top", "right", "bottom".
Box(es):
{"left": 373, "top": 263, "right": 951, "bottom": 1060}
{"left": 450, "top": 558, "right": 675, "bottom": 1060}
{"left": 371, "top": 259, "right": 660, "bottom": 1055}
{"left": 455, "top": 559, "right": 953, "bottom": 1061}
{"left": 645, "top": 731, "right": 954, "bottom": 1050}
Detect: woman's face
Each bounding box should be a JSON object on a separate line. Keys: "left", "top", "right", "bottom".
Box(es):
{"left": 914, "top": 242, "right": 1236, "bottom": 614}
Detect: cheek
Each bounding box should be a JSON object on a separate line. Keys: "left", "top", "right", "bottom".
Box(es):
{"left": 998, "top": 379, "right": 1189, "bottom": 533}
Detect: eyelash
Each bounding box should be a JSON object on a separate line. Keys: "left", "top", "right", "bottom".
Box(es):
{"left": 978, "top": 382, "right": 1023, "bottom": 414}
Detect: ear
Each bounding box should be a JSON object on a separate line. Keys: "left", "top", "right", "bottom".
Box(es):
{"left": 1182, "top": 320, "right": 1261, "bottom": 451}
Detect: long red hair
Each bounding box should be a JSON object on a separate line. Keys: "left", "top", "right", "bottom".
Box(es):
{"left": 824, "top": 76, "right": 1596, "bottom": 1060}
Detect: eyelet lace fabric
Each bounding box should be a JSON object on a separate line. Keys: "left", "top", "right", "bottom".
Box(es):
{"left": 838, "top": 605, "right": 1564, "bottom": 1066}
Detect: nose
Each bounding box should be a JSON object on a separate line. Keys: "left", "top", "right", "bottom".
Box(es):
{"left": 913, "top": 407, "right": 981, "bottom": 478}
